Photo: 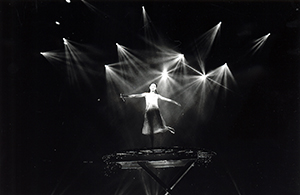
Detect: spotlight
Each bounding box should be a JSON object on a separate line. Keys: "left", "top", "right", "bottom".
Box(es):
{"left": 199, "top": 74, "right": 207, "bottom": 81}
{"left": 161, "top": 70, "right": 169, "bottom": 80}
{"left": 66, "top": 0, "right": 71, "bottom": 3}
{"left": 116, "top": 43, "right": 121, "bottom": 48}
{"left": 105, "top": 65, "right": 111, "bottom": 70}
{"left": 175, "top": 53, "right": 184, "bottom": 61}
{"left": 55, "top": 21, "right": 60, "bottom": 25}
{"left": 63, "top": 38, "right": 68, "bottom": 45}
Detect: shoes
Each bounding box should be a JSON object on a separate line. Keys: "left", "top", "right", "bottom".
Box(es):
{"left": 153, "top": 127, "right": 175, "bottom": 134}
{"left": 168, "top": 126, "right": 175, "bottom": 134}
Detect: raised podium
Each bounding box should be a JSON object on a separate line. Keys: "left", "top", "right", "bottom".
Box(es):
{"left": 103, "top": 147, "right": 216, "bottom": 194}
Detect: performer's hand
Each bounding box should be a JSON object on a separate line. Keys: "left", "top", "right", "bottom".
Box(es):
{"left": 120, "top": 93, "right": 126, "bottom": 102}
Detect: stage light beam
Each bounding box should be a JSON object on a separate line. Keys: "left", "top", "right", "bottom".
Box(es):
{"left": 193, "top": 21, "right": 222, "bottom": 61}
{"left": 81, "top": 0, "right": 104, "bottom": 14}
{"left": 250, "top": 33, "right": 271, "bottom": 54}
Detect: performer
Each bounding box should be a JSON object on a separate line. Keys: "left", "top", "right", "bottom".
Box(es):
{"left": 120, "top": 83, "right": 181, "bottom": 146}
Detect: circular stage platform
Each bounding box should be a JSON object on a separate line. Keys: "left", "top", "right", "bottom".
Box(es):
{"left": 103, "top": 147, "right": 216, "bottom": 174}
{"left": 103, "top": 147, "right": 216, "bottom": 194}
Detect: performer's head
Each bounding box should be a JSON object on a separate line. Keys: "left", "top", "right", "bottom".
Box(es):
{"left": 149, "top": 83, "right": 158, "bottom": 93}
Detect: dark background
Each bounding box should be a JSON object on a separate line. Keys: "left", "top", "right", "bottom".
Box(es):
{"left": 1, "top": 0, "right": 299, "bottom": 194}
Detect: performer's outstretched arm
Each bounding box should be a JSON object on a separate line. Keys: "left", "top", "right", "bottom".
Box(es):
{"left": 120, "top": 93, "right": 146, "bottom": 100}
{"left": 159, "top": 95, "right": 181, "bottom": 106}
